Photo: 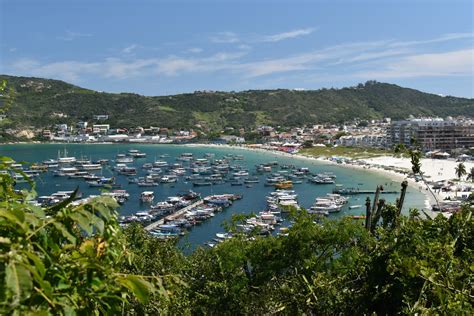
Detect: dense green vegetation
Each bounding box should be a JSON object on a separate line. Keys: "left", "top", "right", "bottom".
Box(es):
{"left": 0, "top": 165, "right": 168, "bottom": 314}
{"left": 123, "top": 207, "right": 473, "bottom": 315}
{"left": 1, "top": 75, "right": 472, "bottom": 130}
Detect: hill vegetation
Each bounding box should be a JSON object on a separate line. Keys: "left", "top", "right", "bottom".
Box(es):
{"left": 1, "top": 74, "right": 473, "bottom": 130}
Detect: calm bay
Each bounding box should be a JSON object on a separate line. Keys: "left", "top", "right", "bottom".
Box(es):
{"left": 1, "top": 143, "right": 427, "bottom": 250}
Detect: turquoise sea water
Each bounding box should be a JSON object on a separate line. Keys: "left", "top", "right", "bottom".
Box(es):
{"left": 0, "top": 144, "right": 427, "bottom": 250}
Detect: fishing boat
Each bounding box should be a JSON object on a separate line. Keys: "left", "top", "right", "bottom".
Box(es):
{"left": 160, "top": 175, "right": 178, "bottom": 183}
{"left": 243, "top": 177, "right": 260, "bottom": 184}
{"left": 117, "top": 167, "right": 137, "bottom": 176}
{"left": 153, "top": 160, "right": 169, "bottom": 168}
{"left": 178, "top": 190, "right": 201, "bottom": 200}
{"left": 42, "top": 159, "right": 59, "bottom": 168}
{"left": 193, "top": 181, "right": 212, "bottom": 186}
{"left": 57, "top": 149, "right": 76, "bottom": 164}
{"left": 140, "top": 191, "right": 155, "bottom": 203}
{"left": 142, "top": 163, "right": 153, "bottom": 169}
{"left": 171, "top": 168, "right": 186, "bottom": 176}
{"left": 127, "top": 149, "right": 147, "bottom": 158}
{"left": 137, "top": 181, "right": 159, "bottom": 187}
{"left": 30, "top": 164, "right": 48, "bottom": 172}
{"left": 116, "top": 154, "right": 134, "bottom": 163}
{"left": 275, "top": 180, "right": 293, "bottom": 189}
{"left": 78, "top": 163, "right": 102, "bottom": 170}
{"left": 309, "top": 176, "right": 335, "bottom": 184}
{"left": 54, "top": 167, "right": 78, "bottom": 177}
{"left": 68, "top": 171, "right": 90, "bottom": 179}
{"left": 102, "top": 190, "right": 130, "bottom": 204}
{"left": 311, "top": 200, "right": 341, "bottom": 213}
{"left": 177, "top": 153, "right": 193, "bottom": 161}
{"left": 263, "top": 166, "right": 272, "bottom": 172}
{"left": 349, "top": 205, "right": 362, "bottom": 209}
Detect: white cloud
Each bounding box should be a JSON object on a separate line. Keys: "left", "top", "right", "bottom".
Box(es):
{"left": 8, "top": 33, "right": 473, "bottom": 85}
{"left": 263, "top": 28, "right": 316, "bottom": 42}
{"left": 8, "top": 50, "right": 249, "bottom": 81}
{"left": 388, "top": 32, "right": 473, "bottom": 47}
{"left": 210, "top": 32, "right": 239, "bottom": 43}
{"left": 57, "top": 30, "right": 92, "bottom": 41}
{"left": 12, "top": 58, "right": 99, "bottom": 81}
{"left": 122, "top": 44, "right": 139, "bottom": 54}
{"left": 102, "top": 58, "right": 159, "bottom": 79}
{"left": 329, "top": 49, "right": 409, "bottom": 65}
{"left": 356, "top": 49, "right": 474, "bottom": 78}
{"left": 187, "top": 47, "right": 203, "bottom": 53}
{"left": 237, "top": 44, "right": 252, "bottom": 50}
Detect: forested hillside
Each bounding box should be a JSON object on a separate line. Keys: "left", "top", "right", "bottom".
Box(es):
{"left": 1, "top": 74, "right": 472, "bottom": 130}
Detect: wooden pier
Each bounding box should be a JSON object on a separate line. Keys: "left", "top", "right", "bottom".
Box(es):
{"left": 145, "top": 199, "right": 204, "bottom": 231}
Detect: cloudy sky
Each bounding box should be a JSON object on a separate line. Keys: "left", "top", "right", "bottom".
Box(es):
{"left": 1, "top": 0, "right": 473, "bottom": 97}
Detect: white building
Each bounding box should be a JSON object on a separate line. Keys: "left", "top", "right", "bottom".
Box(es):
{"left": 92, "top": 124, "right": 110, "bottom": 134}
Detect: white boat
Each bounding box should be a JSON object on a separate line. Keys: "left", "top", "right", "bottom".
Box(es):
{"left": 79, "top": 163, "right": 102, "bottom": 170}
{"left": 55, "top": 167, "right": 78, "bottom": 176}
{"left": 140, "top": 191, "right": 154, "bottom": 203}
{"left": 43, "top": 159, "right": 59, "bottom": 168}
{"left": 160, "top": 175, "right": 178, "bottom": 183}
{"left": 58, "top": 156, "right": 76, "bottom": 164}
{"left": 127, "top": 149, "right": 147, "bottom": 158}
{"left": 178, "top": 153, "right": 193, "bottom": 161}
{"left": 171, "top": 168, "right": 187, "bottom": 176}
{"left": 153, "top": 160, "right": 169, "bottom": 168}
{"left": 310, "top": 200, "right": 341, "bottom": 213}
{"left": 116, "top": 156, "right": 134, "bottom": 163}
{"left": 309, "top": 176, "right": 335, "bottom": 184}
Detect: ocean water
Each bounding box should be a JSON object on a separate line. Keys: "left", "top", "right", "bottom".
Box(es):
{"left": 1, "top": 144, "right": 427, "bottom": 250}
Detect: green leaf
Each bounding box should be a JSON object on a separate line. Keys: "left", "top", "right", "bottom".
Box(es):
{"left": 91, "top": 214, "right": 105, "bottom": 233}
{"left": 0, "top": 208, "right": 26, "bottom": 228}
{"left": 52, "top": 222, "right": 77, "bottom": 244}
{"left": 6, "top": 261, "right": 33, "bottom": 304}
{"left": 118, "top": 275, "right": 154, "bottom": 304}
{"left": 69, "top": 211, "right": 92, "bottom": 235}
{"left": 25, "top": 251, "right": 46, "bottom": 278}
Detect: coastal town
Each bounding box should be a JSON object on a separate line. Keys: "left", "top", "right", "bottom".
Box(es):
{"left": 6, "top": 115, "right": 474, "bottom": 154}
{"left": 3, "top": 114, "right": 474, "bottom": 220}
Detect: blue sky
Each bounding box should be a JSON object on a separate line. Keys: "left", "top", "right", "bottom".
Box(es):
{"left": 1, "top": 0, "right": 473, "bottom": 97}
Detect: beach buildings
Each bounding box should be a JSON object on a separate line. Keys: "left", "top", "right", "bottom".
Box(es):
{"left": 389, "top": 117, "right": 474, "bottom": 152}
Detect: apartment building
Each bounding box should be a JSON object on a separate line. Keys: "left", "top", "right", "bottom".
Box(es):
{"left": 389, "top": 117, "right": 474, "bottom": 151}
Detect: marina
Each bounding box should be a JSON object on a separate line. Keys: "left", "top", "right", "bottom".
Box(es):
{"left": 2, "top": 143, "right": 427, "bottom": 250}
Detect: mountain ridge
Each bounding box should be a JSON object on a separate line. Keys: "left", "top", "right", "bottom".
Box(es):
{"left": 1, "top": 74, "right": 473, "bottom": 130}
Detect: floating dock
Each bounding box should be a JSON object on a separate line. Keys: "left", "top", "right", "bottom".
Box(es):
{"left": 145, "top": 199, "right": 204, "bottom": 231}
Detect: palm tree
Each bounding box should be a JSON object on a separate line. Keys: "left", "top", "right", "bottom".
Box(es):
{"left": 455, "top": 162, "right": 467, "bottom": 180}
{"left": 467, "top": 167, "right": 474, "bottom": 182}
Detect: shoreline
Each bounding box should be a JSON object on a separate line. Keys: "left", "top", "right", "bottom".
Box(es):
{"left": 184, "top": 143, "right": 434, "bottom": 210}
{"left": 2, "top": 142, "right": 454, "bottom": 212}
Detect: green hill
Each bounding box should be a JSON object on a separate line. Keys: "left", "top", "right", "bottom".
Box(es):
{"left": 1, "top": 75, "right": 472, "bottom": 130}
